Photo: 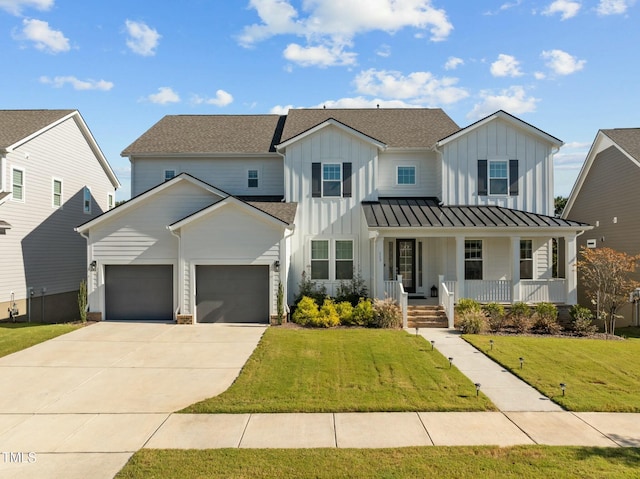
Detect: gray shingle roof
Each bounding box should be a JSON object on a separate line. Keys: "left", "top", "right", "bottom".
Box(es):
{"left": 281, "top": 108, "right": 460, "bottom": 148}
{"left": 121, "top": 115, "right": 286, "bottom": 155}
{"left": 601, "top": 128, "right": 640, "bottom": 162}
{"left": 247, "top": 201, "right": 297, "bottom": 225}
{"left": 362, "top": 198, "right": 590, "bottom": 228}
{"left": 0, "top": 110, "right": 75, "bottom": 149}
{"left": 0, "top": 220, "right": 11, "bottom": 229}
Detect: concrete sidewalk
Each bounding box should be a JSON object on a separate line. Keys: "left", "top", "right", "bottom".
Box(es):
{"left": 417, "top": 328, "right": 562, "bottom": 412}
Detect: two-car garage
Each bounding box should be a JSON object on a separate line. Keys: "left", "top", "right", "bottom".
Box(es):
{"left": 104, "top": 264, "right": 269, "bottom": 323}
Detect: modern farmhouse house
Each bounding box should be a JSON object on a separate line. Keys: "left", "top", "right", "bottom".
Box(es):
{"left": 0, "top": 110, "right": 120, "bottom": 322}
{"left": 76, "top": 109, "right": 590, "bottom": 325}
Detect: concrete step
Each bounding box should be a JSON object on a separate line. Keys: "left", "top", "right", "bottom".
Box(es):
{"left": 407, "top": 305, "right": 448, "bottom": 328}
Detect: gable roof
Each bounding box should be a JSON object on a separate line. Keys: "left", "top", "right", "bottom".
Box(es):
{"left": 282, "top": 108, "right": 460, "bottom": 148}
{"left": 601, "top": 128, "right": 640, "bottom": 162}
{"left": 436, "top": 110, "right": 563, "bottom": 148}
{"left": 122, "top": 115, "right": 287, "bottom": 156}
{"left": 277, "top": 117, "right": 387, "bottom": 150}
{"left": 0, "top": 110, "right": 75, "bottom": 149}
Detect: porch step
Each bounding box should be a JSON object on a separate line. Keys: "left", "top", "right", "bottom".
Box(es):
{"left": 406, "top": 305, "right": 448, "bottom": 329}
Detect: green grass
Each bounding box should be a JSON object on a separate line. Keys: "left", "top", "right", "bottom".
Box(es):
{"left": 116, "top": 447, "right": 640, "bottom": 479}
{"left": 463, "top": 335, "right": 640, "bottom": 412}
{"left": 0, "top": 322, "right": 81, "bottom": 358}
{"left": 182, "top": 328, "right": 495, "bottom": 413}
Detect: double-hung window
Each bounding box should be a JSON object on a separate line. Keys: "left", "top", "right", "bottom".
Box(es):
{"left": 520, "top": 239, "right": 533, "bottom": 280}
{"left": 397, "top": 166, "right": 416, "bottom": 185}
{"left": 465, "top": 240, "right": 483, "bottom": 280}
{"left": 322, "top": 164, "right": 341, "bottom": 197}
{"left": 12, "top": 168, "right": 24, "bottom": 201}
{"left": 335, "top": 240, "right": 354, "bottom": 280}
{"left": 83, "top": 186, "right": 91, "bottom": 214}
{"left": 478, "top": 159, "right": 519, "bottom": 196}
{"left": 489, "top": 160, "right": 508, "bottom": 195}
{"left": 52, "top": 179, "right": 62, "bottom": 207}
{"left": 248, "top": 169, "right": 259, "bottom": 188}
{"left": 311, "top": 240, "right": 330, "bottom": 280}
{"left": 311, "top": 239, "right": 354, "bottom": 280}
{"left": 312, "top": 162, "right": 352, "bottom": 198}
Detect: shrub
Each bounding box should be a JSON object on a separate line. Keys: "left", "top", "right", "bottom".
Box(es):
{"left": 458, "top": 309, "right": 487, "bottom": 334}
{"left": 455, "top": 298, "right": 483, "bottom": 315}
{"left": 532, "top": 302, "right": 561, "bottom": 334}
{"left": 483, "top": 302, "right": 506, "bottom": 333}
{"left": 570, "top": 304, "right": 598, "bottom": 336}
{"left": 351, "top": 298, "right": 374, "bottom": 326}
{"left": 510, "top": 302, "right": 532, "bottom": 334}
{"left": 314, "top": 298, "right": 340, "bottom": 328}
{"left": 335, "top": 270, "right": 368, "bottom": 306}
{"left": 371, "top": 297, "right": 402, "bottom": 329}
{"left": 294, "top": 271, "right": 327, "bottom": 307}
{"left": 292, "top": 296, "right": 319, "bottom": 326}
{"left": 335, "top": 301, "right": 354, "bottom": 325}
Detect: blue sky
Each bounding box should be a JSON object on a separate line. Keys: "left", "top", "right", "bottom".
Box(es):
{"left": 1, "top": 0, "right": 638, "bottom": 201}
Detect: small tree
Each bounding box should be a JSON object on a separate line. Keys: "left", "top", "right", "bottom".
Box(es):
{"left": 577, "top": 247, "right": 640, "bottom": 336}
{"left": 276, "top": 281, "right": 285, "bottom": 324}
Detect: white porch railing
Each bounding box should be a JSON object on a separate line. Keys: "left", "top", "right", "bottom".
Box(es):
{"left": 521, "top": 279, "right": 567, "bottom": 303}
{"left": 384, "top": 279, "right": 409, "bottom": 328}
{"left": 465, "top": 280, "right": 512, "bottom": 303}
{"left": 438, "top": 275, "right": 455, "bottom": 329}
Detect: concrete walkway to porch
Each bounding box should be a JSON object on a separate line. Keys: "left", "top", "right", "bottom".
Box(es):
{"left": 416, "top": 328, "right": 562, "bottom": 412}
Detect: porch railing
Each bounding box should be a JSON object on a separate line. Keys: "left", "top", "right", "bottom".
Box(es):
{"left": 439, "top": 275, "right": 455, "bottom": 329}
{"left": 444, "top": 279, "right": 567, "bottom": 304}
{"left": 465, "top": 280, "right": 512, "bottom": 303}
{"left": 521, "top": 279, "right": 567, "bottom": 303}
{"left": 384, "top": 279, "right": 409, "bottom": 328}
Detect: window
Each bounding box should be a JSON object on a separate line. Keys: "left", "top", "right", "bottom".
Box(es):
{"left": 12, "top": 168, "right": 24, "bottom": 201}
{"left": 489, "top": 160, "right": 508, "bottom": 195}
{"left": 335, "top": 240, "right": 353, "bottom": 280}
{"left": 83, "top": 186, "right": 91, "bottom": 214}
{"left": 311, "top": 240, "right": 329, "bottom": 280}
{"left": 108, "top": 193, "right": 114, "bottom": 210}
{"left": 52, "top": 179, "right": 62, "bottom": 207}
{"left": 164, "top": 169, "right": 176, "bottom": 182}
{"left": 248, "top": 169, "right": 259, "bottom": 188}
{"left": 322, "top": 164, "right": 341, "bottom": 197}
{"left": 465, "top": 240, "right": 483, "bottom": 280}
{"left": 520, "top": 239, "right": 533, "bottom": 280}
{"left": 397, "top": 166, "right": 416, "bottom": 185}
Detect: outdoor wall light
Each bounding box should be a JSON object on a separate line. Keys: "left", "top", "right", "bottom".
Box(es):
{"left": 560, "top": 383, "right": 566, "bottom": 396}
{"left": 475, "top": 383, "right": 481, "bottom": 397}
{"left": 274, "top": 260, "right": 280, "bottom": 272}
{"left": 89, "top": 260, "right": 97, "bottom": 272}
{"left": 519, "top": 357, "right": 524, "bottom": 369}
{"left": 448, "top": 357, "right": 453, "bottom": 368}
{"left": 430, "top": 340, "right": 435, "bottom": 350}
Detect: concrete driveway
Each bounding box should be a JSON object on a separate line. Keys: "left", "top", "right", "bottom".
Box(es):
{"left": 0, "top": 321, "right": 266, "bottom": 479}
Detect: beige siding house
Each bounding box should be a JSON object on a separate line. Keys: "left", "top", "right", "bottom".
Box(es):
{"left": 0, "top": 110, "right": 120, "bottom": 322}
{"left": 563, "top": 128, "right": 640, "bottom": 327}
{"left": 78, "top": 108, "right": 590, "bottom": 325}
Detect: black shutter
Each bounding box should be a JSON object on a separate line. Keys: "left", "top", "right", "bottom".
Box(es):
{"left": 312, "top": 162, "right": 321, "bottom": 198}
{"left": 509, "top": 160, "right": 519, "bottom": 196}
{"left": 342, "top": 162, "right": 352, "bottom": 198}
{"left": 478, "top": 160, "right": 488, "bottom": 196}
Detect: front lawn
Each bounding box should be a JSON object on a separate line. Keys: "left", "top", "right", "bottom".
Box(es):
{"left": 463, "top": 335, "right": 640, "bottom": 412}
{"left": 0, "top": 322, "right": 81, "bottom": 358}
{"left": 183, "top": 328, "right": 495, "bottom": 413}
{"left": 116, "top": 446, "right": 640, "bottom": 479}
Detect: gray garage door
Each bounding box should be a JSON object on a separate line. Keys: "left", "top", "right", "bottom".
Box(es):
{"left": 105, "top": 265, "right": 173, "bottom": 321}
{"left": 196, "top": 265, "right": 269, "bottom": 323}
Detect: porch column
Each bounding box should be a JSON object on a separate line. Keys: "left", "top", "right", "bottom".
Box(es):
{"left": 565, "top": 234, "right": 578, "bottom": 304}
{"left": 511, "top": 236, "right": 521, "bottom": 303}
{"left": 455, "top": 235, "right": 465, "bottom": 300}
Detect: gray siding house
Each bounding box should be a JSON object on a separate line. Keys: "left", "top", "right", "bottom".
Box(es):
{"left": 0, "top": 110, "right": 120, "bottom": 322}
{"left": 77, "top": 109, "right": 590, "bottom": 325}
{"left": 563, "top": 128, "right": 640, "bottom": 327}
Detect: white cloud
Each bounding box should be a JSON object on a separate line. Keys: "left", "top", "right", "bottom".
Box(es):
{"left": 354, "top": 68, "right": 468, "bottom": 105}
{"left": 444, "top": 56, "right": 464, "bottom": 70}
{"left": 40, "top": 75, "right": 113, "bottom": 91}
{"left": 147, "top": 87, "right": 180, "bottom": 105}
{"left": 0, "top": 0, "right": 52, "bottom": 15}
{"left": 125, "top": 20, "right": 161, "bottom": 56}
{"left": 542, "top": 0, "right": 582, "bottom": 20}
{"left": 484, "top": 1, "right": 523, "bottom": 15}
{"left": 534, "top": 71, "right": 546, "bottom": 80}
{"left": 541, "top": 49, "right": 586, "bottom": 75}
{"left": 19, "top": 18, "right": 69, "bottom": 53}
{"left": 467, "top": 86, "right": 539, "bottom": 120}
{"left": 283, "top": 42, "right": 357, "bottom": 67}
{"left": 192, "top": 89, "right": 234, "bottom": 107}
{"left": 490, "top": 54, "right": 523, "bottom": 77}
{"left": 596, "top": 0, "right": 635, "bottom": 15}
{"left": 271, "top": 97, "right": 423, "bottom": 113}
{"left": 376, "top": 44, "right": 391, "bottom": 57}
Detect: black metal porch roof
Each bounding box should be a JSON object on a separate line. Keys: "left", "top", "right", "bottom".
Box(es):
{"left": 362, "top": 198, "right": 590, "bottom": 229}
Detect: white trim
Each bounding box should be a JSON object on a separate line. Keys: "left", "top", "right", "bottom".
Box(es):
{"left": 11, "top": 166, "right": 25, "bottom": 202}
{"left": 52, "top": 177, "right": 63, "bottom": 208}
{"left": 107, "top": 192, "right": 114, "bottom": 210}
{"left": 277, "top": 118, "right": 387, "bottom": 150}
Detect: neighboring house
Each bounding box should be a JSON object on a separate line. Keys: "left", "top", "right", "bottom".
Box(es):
{"left": 0, "top": 110, "right": 120, "bottom": 322}
{"left": 76, "top": 109, "right": 590, "bottom": 325}
{"left": 563, "top": 128, "right": 640, "bottom": 327}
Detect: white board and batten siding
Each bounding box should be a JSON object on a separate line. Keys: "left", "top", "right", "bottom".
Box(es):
{"left": 283, "top": 125, "right": 377, "bottom": 299}
{"left": 0, "top": 116, "right": 116, "bottom": 303}
{"left": 377, "top": 151, "right": 441, "bottom": 198}
{"left": 440, "top": 118, "right": 554, "bottom": 216}
{"left": 131, "top": 156, "right": 284, "bottom": 197}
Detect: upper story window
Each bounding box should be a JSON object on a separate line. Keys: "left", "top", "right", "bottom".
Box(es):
{"left": 108, "top": 193, "right": 114, "bottom": 210}
{"left": 11, "top": 168, "right": 24, "bottom": 201}
{"left": 164, "top": 169, "right": 176, "bottom": 182}
{"left": 52, "top": 179, "right": 62, "bottom": 208}
{"left": 478, "top": 159, "right": 519, "bottom": 197}
{"left": 83, "top": 186, "right": 91, "bottom": 214}
{"left": 312, "top": 162, "right": 352, "bottom": 199}
{"left": 248, "top": 169, "right": 259, "bottom": 188}
{"left": 465, "top": 240, "right": 483, "bottom": 280}
{"left": 520, "top": 239, "right": 533, "bottom": 280}
{"left": 323, "top": 164, "right": 341, "bottom": 197}
{"left": 397, "top": 166, "right": 416, "bottom": 185}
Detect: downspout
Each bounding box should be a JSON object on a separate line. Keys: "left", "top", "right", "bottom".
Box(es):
{"left": 168, "top": 227, "right": 182, "bottom": 322}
